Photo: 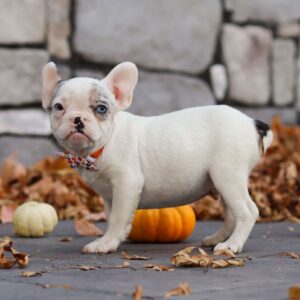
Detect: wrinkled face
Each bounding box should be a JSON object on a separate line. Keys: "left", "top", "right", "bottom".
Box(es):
{"left": 41, "top": 62, "right": 138, "bottom": 155}
{"left": 49, "top": 78, "right": 117, "bottom": 154}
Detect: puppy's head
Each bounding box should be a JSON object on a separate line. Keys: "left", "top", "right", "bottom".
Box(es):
{"left": 41, "top": 62, "right": 138, "bottom": 155}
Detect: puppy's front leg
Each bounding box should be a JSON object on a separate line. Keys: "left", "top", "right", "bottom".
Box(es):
{"left": 82, "top": 177, "right": 142, "bottom": 254}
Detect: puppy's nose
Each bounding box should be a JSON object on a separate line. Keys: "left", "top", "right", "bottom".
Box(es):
{"left": 74, "top": 116, "right": 82, "bottom": 124}
{"left": 74, "top": 116, "right": 85, "bottom": 131}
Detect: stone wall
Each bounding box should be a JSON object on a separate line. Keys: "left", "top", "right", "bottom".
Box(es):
{"left": 0, "top": 0, "right": 300, "bottom": 164}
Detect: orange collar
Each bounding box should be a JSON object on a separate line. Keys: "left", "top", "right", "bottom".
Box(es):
{"left": 89, "top": 147, "right": 104, "bottom": 159}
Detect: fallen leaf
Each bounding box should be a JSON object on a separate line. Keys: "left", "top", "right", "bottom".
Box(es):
{"left": 289, "top": 284, "right": 300, "bottom": 300}
{"left": 75, "top": 218, "right": 103, "bottom": 236}
{"left": 144, "top": 264, "right": 175, "bottom": 272}
{"left": 164, "top": 282, "right": 191, "bottom": 298}
{"left": 1, "top": 154, "right": 27, "bottom": 188}
{"left": 21, "top": 271, "right": 42, "bottom": 277}
{"left": 171, "top": 247, "right": 244, "bottom": 269}
{"left": 79, "top": 265, "right": 99, "bottom": 271}
{"left": 0, "top": 237, "right": 29, "bottom": 269}
{"left": 0, "top": 202, "right": 17, "bottom": 223}
{"left": 213, "top": 248, "right": 236, "bottom": 258}
{"left": 58, "top": 236, "right": 73, "bottom": 242}
{"left": 115, "top": 261, "right": 130, "bottom": 268}
{"left": 132, "top": 285, "right": 143, "bottom": 300}
{"left": 121, "top": 251, "right": 151, "bottom": 260}
{"left": 280, "top": 252, "right": 300, "bottom": 259}
{"left": 84, "top": 211, "right": 107, "bottom": 222}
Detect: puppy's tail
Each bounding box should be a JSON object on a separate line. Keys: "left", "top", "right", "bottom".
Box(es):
{"left": 254, "top": 119, "right": 273, "bottom": 154}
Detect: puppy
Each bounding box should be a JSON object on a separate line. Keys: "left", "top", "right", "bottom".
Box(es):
{"left": 42, "top": 61, "right": 273, "bottom": 254}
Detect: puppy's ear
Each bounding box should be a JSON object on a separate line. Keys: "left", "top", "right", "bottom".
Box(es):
{"left": 104, "top": 62, "right": 138, "bottom": 110}
{"left": 42, "top": 62, "right": 61, "bottom": 110}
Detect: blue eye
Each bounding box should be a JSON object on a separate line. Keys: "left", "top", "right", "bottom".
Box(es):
{"left": 96, "top": 104, "right": 108, "bottom": 114}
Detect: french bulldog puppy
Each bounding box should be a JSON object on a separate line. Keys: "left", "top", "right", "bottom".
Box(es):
{"left": 42, "top": 61, "right": 273, "bottom": 254}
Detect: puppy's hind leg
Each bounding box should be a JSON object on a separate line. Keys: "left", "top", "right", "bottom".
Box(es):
{"left": 201, "top": 199, "right": 235, "bottom": 247}
{"left": 210, "top": 170, "right": 258, "bottom": 253}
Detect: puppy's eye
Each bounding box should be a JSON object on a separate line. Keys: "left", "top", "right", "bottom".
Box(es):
{"left": 95, "top": 104, "right": 108, "bottom": 115}
{"left": 54, "top": 103, "right": 64, "bottom": 111}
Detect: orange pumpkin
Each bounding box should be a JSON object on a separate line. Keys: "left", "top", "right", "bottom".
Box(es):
{"left": 128, "top": 205, "right": 196, "bottom": 243}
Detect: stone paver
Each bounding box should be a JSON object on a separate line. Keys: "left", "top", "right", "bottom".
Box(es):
{"left": 0, "top": 221, "right": 299, "bottom": 300}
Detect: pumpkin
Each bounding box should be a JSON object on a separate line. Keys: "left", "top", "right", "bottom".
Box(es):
{"left": 128, "top": 205, "right": 196, "bottom": 243}
{"left": 13, "top": 201, "right": 58, "bottom": 237}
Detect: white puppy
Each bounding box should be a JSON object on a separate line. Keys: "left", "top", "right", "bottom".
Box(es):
{"left": 42, "top": 61, "right": 273, "bottom": 254}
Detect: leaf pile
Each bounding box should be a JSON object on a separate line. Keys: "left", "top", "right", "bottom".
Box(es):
{"left": 0, "top": 155, "right": 104, "bottom": 224}
{"left": 0, "top": 237, "right": 29, "bottom": 269}
{"left": 171, "top": 247, "right": 244, "bottom": 269}
{"left": 193, "top": 117, "right": 300, "bottom": 223}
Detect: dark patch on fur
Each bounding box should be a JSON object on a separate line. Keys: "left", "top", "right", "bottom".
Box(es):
{"left": 255, "top": 119, "right": 269, "bottom": 138}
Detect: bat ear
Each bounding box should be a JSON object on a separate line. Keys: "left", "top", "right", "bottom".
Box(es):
{"left": 103, "top": 62, "right": 138, "bottom": 110}
{"left": 42, "top": 62, "right": 61, "bottom": 110}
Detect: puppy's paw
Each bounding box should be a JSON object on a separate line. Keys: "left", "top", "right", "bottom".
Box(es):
{"left": 202, "top": 235, "right": 222, "bottom": 247}
{"left": 82, "top": 237, "right": 119, "bottom": 254}
{"left": 213, "top": 241, "right": 243, "bottom": 254}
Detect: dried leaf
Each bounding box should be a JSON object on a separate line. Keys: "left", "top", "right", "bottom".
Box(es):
{"left": 114, "top": 261, "right": 131, "bottom": 268}
{"left": 0, "top": 237, "right": 29, "bottom": 269}
{"left": 164, "top": 282, "right": 191, "bottom": 298}
{"left": 213, "top": 248, "right": 236, "bottom": 258}
{"left": 58, "top": 236, "right": 73, "bottom": 242}
{"left": 0, "top": 201, "right": 17, "bottom": 223}
{"left": 75, "top": 218, "right": 103, "bottom": 237}
{"left": 132, "top": 285, "right": 143, "bottom": 300}
{"left": 21, "top": 271, "right": 42, "bottom": 277}
{"left": 171, "top": 247, "right": 244, "bottom": 269}
{"left": 84, "top": 211, "right": 107, "bottom": 222}
{"left": 280, "top": 252, "right": 300, "bottom": 259}
{"left": 1, "top": 155, "right": 27, "bottom": 188}
{"left": 121, "top": 251, "right": 151, "bottom": 261}
{"left": 144, "top": 264, "right": 175, "bottom": 272}
{"left": 79, "top": 265, "right": 99, "bottom": 271}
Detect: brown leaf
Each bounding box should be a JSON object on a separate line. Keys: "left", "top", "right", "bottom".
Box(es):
{"left": 1, "top": 154, "right": 27, "bottom": 188}
{"left": 121, "top": 251, "right": 151, "bottom": 261}
{"left": 144, "top": 264, "right": 175, "bottom": 272}
{"left": 171, "top": 247, "right": 244, "bottom": 269}
{"left": 21, "top": 271, "right": 42, "bottom": 277}
{"left": 213, "top": 248, "right": 236, "bottom": 258}
{"left": 58, "top": 236, "right": 73, "bottom": 242}
{"left": 0, "top": 201, "right": 17, "bottom": 223}
{"left": 280, "top": 252, "right": 300, "bottom": 259}
{"left": 84, "top": 211, "right": 107, "bottom": 222}
{"left": 116, "top": 261, "right": 130, "bottom": 268}
{"left": 164, "top": 282, "right": 191, "bottom": 298}
{"left": 289, "top": 284, "right": 300, "bottom": 300}
{"left": 132, "top": 285, "right": 143, "bottom": 300}
{"left": 74, "top": 218, "right": 103, "bottom": 237}
{"left": 0, "top": 237, "right": 29, "bottom": 269}
{"left": 79, "top": 265, "right": 99, "bottom": 271}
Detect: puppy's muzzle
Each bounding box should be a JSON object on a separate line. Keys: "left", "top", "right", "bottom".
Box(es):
{"left": 74, "top": 116, "right": 85, "bottom": 133}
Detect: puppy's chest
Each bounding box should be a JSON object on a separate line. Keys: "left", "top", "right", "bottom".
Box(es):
{"left": 80, "top": 169, "right": 112, "bottom": 201}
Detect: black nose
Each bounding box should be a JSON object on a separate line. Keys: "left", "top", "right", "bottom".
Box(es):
{"left": 74, "top": 116, "right": 85, "bottom": 131}
{"left": 74, "top": 116, "right": 81, "bottom": 124}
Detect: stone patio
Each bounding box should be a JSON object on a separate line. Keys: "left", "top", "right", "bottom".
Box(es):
{"left": 0, "top": 221, "right": 299, "bottom": 300}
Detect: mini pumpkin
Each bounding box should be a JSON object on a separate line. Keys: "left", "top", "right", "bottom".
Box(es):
{"left": 13, "top": 201, "right": 58, "bottom": 237}
{"left": 128, "top": 205, "right": 196, "bottom": 243}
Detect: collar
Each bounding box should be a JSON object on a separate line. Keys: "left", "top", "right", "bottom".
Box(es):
{"left": 58, "top": 146, "right": 104, "bottom": 171}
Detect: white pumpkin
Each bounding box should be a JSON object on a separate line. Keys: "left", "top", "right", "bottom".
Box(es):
{"left": 13, "top": 201, "right": 58, "bottom": 237}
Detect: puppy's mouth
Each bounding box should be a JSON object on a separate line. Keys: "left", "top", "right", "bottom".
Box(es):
{"left": 64, "top": 130, "right": 92, "bottom": 147}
